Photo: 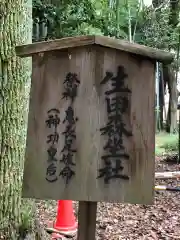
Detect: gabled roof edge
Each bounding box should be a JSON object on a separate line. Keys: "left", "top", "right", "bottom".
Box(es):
{"left": 94, "top": 35, "right": 174, "bottom": 64}
{"left": 15, "top": 35, "right": 96, "bottom": 57}
{"left": 16, "top": 35, "right": 174, "bottom": 64}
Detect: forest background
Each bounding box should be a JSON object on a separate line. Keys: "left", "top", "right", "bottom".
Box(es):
{"left": 0, "top": 0, "right": 180, "bottom": 239}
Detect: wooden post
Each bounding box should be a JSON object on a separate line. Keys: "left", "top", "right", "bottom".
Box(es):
{"left": 77, "top": 201, "right": 97, "bottom": 240}
{"left": 155, "top": 171, "right": 180, "bottom": 179}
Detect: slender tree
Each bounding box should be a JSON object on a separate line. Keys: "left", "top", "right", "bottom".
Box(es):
{"left": 0, "top": 0, "right": 32, "bottom": 238}
{"left": 166, "top": 0, "right": 180, "bottom": 133}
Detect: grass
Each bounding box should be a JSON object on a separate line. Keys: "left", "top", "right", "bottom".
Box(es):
{"left": 17, "top": 199, "right": 35, "bottom": 238}
{"left": 155, "top": 132, "right": 178, "bottom": 155}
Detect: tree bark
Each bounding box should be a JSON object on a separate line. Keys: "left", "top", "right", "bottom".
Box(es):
{"left": 165, "top": 0, "right": 180, "bottom": 133}
{"left": 169, "top": 68, "right": 178, "bottom": 133}
{"left": 169, "top": 0, "right": 180, "bottom": 27}
{"left": 163, "top": 65, "right": 177, "bottom": 133}
{"left": 159, "top": 67, "right": 165, "bottom": 130}
{"left": 0, "top": 0, "right": 32, "bottom": 238}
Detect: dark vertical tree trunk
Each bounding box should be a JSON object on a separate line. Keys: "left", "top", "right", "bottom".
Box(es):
{"left": 163, "top": 65, "right": 170, "bottom": 132}
{"left": 159, "top": 68, "right": 165, "bottom": 130}
{"left": 166, "top": 0, "right": 180, "bottom": 133}
{"left": 169, "top": 67, "right": 178, "bottom": 133}
{"left": 163, "top": 65, "right": 178, "bottom": 133}
{"left": 153, "top": 0, "right": 180, "bottom": 133}
{"left": 169, "top": 0, "right": 180, "bottom": 27}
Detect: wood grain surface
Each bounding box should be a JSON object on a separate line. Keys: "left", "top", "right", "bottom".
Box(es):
{"left": 22, "top": 45, "right": 155, "bottom": 204}
{"left": 16, "top": 35, "right": 174, "bottom": 64}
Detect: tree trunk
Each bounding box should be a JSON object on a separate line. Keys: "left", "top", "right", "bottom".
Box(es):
{"left": 169, "top": 0, "right": 180, "bottom": 27}
{"left": 169, "top": 69, "right": 178, "bottom": 133}
{"left": 0, "top": 0, "right": 32, "bottom": 238}
{"left": 159, "top": 67, "right": 165, "bottom": 130}
{"left": 165, "top": 0, "right": 180, "bottom": 133}
{"left": 163, "top": 65, "right": 177, "bottom": 133}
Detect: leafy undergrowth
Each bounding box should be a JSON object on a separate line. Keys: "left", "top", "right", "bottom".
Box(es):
{"left": 35, "top": 158, "right": 180, "bottom": 240}
{"left": 155, "top": 132, "right": 178, "bottom": 156}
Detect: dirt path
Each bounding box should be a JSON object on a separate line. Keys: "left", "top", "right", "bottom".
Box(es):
{"left": 36, "top": 158, "right": 180, "bottom": 239}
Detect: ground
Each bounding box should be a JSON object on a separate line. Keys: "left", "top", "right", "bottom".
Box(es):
{"left": 35, "top": 156, "right": 180, "bottom": 240}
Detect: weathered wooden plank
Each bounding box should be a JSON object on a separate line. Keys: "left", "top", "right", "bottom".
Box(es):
{"left": 95, "top": 36, "right": 174, "bottom": 64}
{"left": 155, "top": 185, "right": 180, "bottom": 191}
{"left": 16, "top": 35, "right": 95, "bottom": 57}
{"left": 22, "top": 45, "right": 155, "bottom": 204}
{"left": 15, "top": 35, "right": 174, "bottom": 64}
{"left": 155, "top": 171, "right": 180, "bottom": 179}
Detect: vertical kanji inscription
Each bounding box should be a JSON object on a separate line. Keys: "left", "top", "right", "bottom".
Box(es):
{"left": 98, "top": 66, "right": 132, "bottom": 184}
{"left": 60, "top": 72, "right": 80, "bottom": 184}
{"left": 45, "top": 108, "right": 60, "bottom": 183}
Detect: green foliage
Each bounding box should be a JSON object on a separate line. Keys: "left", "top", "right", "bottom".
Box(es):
{"left": 32, "top": 0, "right": 180, "bottom": 53}
{"left": 155, "top": 146, "right": 165, "bottom": 156}
{"left": 160, "top": 135, "right": 178, "bottom": 152}
{"left": 18, "top": 200, "right": 35, "bottom": 237}
{"left": 156, "top": 132, "right": 178, "bottom": 155}
{"left": 33, "top": 0, "right": 103, "bottom": 39}
{"left": 133, "top": 5, "right": 180, "bottom": 49}
{"left": 0, "top": 200, "right": 35, "bottom": 239}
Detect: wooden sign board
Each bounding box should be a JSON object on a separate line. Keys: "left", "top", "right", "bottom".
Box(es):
{"left": 16, "top": 35, "right": 173, "bottom": 204}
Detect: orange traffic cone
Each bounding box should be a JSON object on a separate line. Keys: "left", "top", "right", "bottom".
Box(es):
{"left": 53, "top": 200, "right": 77, "bottom": 236}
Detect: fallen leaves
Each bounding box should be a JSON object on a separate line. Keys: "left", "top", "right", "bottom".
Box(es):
{"left": 36, "top": 158, "right": 180, "bottom": 240}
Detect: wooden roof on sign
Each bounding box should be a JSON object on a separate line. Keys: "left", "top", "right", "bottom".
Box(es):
{"left": 15, "top": 35, "right": 174, "bottom": 64}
